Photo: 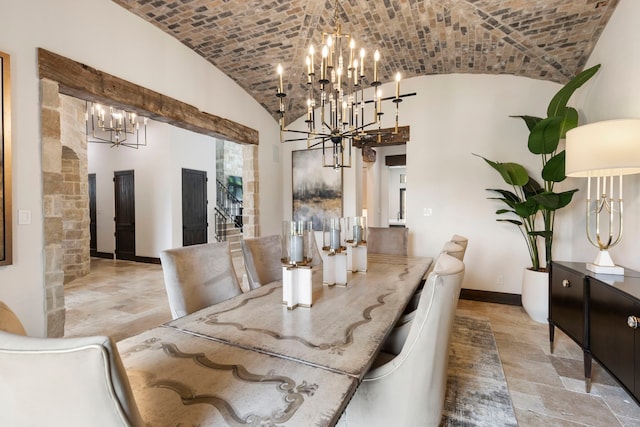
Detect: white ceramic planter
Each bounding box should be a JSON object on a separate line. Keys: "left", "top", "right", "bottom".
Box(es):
{"left": 521, "top": 268, "right": 549, "bottom": 324}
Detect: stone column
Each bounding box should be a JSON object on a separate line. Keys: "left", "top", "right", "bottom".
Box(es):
{"left": 41, "top": 78, "right": 65, "bottom": 337}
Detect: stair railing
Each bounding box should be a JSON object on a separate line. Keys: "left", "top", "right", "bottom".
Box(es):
{"left": 215, "top": 179, "right": 243, "bottom": 242}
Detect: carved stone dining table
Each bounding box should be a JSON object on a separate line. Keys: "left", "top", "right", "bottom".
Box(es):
{"left": 117, "top": 253, "right": 431, "bottom": 426}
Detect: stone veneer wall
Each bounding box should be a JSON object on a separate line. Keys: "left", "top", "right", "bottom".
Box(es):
{"left": 242, "top": 144, "right": 258, "bottom": 238}
{"left": 60, "top": 96, "right": 90, "bottom": 284}
{"left": 41, "top": 79, "right": 66, "bottom": 337}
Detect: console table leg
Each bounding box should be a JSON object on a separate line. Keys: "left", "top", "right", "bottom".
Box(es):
{"left": 549, "top": 323, "right": 555, "bottom": 354}
{"left": 584, "top": 352, "right": 592, "bottom": 393}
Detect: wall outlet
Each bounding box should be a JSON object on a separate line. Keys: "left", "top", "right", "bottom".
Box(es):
{"left": 497, "top": 274, "right": 504, "bottom": 287}
{"left": 423, "top": 208, "right": 432, "bottom": 217}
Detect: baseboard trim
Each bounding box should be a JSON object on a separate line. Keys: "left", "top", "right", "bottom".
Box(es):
{"left": 91, "top": 252, "right": 160, "bottom": 264}
{"left": 132, "top": 255, "right": 161, "bottom": 264}
{"left": 460, "top": 289, "right": 522, "bottom": 306}
{"left": 92, "top": 251, "right": 113, "bottom": 259}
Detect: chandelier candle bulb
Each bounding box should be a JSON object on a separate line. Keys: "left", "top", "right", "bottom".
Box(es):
{"left": 353, "top": 59, "right": 359, "bottom": 84}
{"left": 309, "top": 45, "right": 315, "bottom": 74}
{"left": 373, "top": 50, "right": 380, "bottom": 82}
{"left": 360, "top": 48, "right": 365, "bottom": 76}
{"left": 321, "top": 46, "right": 328, "bottom": 82}
{"left": 395, "top": 72, "right": 401, "bottom": 98}
{"left": 277, "top": 64, "right": 284, "bottom": 94}
{"left": 349, "top": 39, "right": 355, "bottom": 68}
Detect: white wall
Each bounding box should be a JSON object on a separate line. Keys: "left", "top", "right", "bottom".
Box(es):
{"left": 0, "top": 0, "right": 281, "bottom": 335}
{"left": 571, "top": 0, "right": 640, "bottom": 271}
{"left": 283, "top": 73, "right": 562, "bottom": 294}
{"left": 88, "top": 119, "right": 220, "bottom": 256}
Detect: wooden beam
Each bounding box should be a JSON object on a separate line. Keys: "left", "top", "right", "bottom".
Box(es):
{"left": 37, "top": 48, "right": 259, "bottom": 145}
{"left": 353, "top": 125, "right": 410, "bottom": 148}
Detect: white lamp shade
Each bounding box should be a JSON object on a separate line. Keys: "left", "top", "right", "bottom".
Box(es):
{"left": 566, "top": 119, "right": 640, "bottom": 177}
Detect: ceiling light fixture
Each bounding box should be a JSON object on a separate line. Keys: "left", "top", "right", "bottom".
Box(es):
{"left": 275, "top": 0, "right": 411, "bottom": 169}
{"left": 85, "top": 101, "right": 148, "bottom": 149}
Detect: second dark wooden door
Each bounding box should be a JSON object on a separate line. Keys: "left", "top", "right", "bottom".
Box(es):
{"left": 114, "top": 170, "right": 136, "bottom": 260}
{"left": 182, "top": 168, "right": 208, "bottom": 246}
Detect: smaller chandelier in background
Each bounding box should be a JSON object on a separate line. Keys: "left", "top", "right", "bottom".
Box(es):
{"left": 85, "top": 101, "right": 148, "bottom": 149}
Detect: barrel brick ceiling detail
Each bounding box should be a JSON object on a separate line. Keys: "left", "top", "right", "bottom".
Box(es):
{"left": 113, "top": 0, "right": 618, "bottom": 124}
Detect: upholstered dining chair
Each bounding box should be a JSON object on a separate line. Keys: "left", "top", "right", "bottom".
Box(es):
{"left": 0, "top": 331, "right": 145, "bottom": 427}
{"left": 366, "top": 226, "right": 409, "bottom": 256}
{"left": 442, "top": 240, "right": 466, "bottom": 261}
{"left": 0, "top": 300, "right": 26, "bottom": 335}
{"left": 451, "top": 234, "right": 469, "bottom": 252}
{"left": 160, "top": 241, "right": 243, "bottom": 319}
{"left": 241, "top": 234, "right": 284, "bottom": 290}
{"left": 345, "top": 253, "right": 465, "bottom": 427}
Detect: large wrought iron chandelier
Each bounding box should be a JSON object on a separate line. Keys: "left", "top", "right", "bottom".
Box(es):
{"left": 85, "top": 101, "right": 148, "bottom": 149}
{"left": 275, "top": 1, "right": 406, "bottom": 169}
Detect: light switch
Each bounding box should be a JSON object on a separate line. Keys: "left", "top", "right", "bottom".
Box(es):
{"left": 18, "top": 209, "right": 31, "bottom": 225}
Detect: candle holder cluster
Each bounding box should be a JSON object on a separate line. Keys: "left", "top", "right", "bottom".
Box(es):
{"left": 320, "top": 217, "right": 348, "bottom": 286}
{"left": 345, "top": 216, "right": 368, "bottom": 273}
{"left": 281, "top": 220, "right": 315, "bottom": 309}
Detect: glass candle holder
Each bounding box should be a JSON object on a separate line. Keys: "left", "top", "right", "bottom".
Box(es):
{"left": 282, "top": 220, "right": 313, "bottom": 265}
{"left": 346, "top": 216, "right": 367, "bottom": 244}
{"left": 322, "top": 217, "right": 344, "bottom": 253}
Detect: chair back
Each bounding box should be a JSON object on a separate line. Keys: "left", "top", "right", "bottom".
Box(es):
{"left": 367, "top": 227, "right": 409, "bottom": 256}
{"left": 0, "top": 301, "right": 26, "bottom": 335}
{"left": 241, "top": 234, "right": 283, "bottom": 290}
{"left": 160, "top": 242, "right": 242, "bottom": 319}
{"left": 442, "top": 241, "right": 465, "bottom": 261}
{"left": 348, "top": 253, "right": 465, "bottom": 427}
{"left": 451, "top": 234, "right": 468, "bottom": 251}
{"left": 0, "top": 332, "right": 144, "bottom": 426}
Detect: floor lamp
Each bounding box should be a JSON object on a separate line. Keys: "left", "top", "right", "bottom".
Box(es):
{"left": 566, "top": 119, "right": 640, "bottom": 275}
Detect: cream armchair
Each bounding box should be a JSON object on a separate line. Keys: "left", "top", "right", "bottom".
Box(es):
{"left": 160, "top": 241, "right": 243, "bottom": 319}
{"left": 0, "top": 331, "right": 144, "bottom": 427}
{"left": 346, "top": 253, "right": 465, "bottom": 426}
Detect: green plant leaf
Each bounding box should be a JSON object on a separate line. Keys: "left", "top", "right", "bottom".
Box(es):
{"left": 528, "top": 117, "right": 562, "bottom": 154}
{"left": 475, "top": 155, "right": 529, "bottom": 186}
{"left": 542, "top": 150, "right": 566, "bottom": 182}
{"left": 514, "top": 199, "right": 540, "bottom": 218}
{"left": 547, "top": 64, "right": 601, "bottom": 117}
{"left": 487, "top": 188, "right": 521, "bottom": 204}
{"left": 557, "top": 107, "right": 579, "bottom": 138}
{"left": 497, "top": 219, "right": 524, "bottom": 226}
{"left": 511, "top": 115, "right": 543, "bottom": 132}
{"left": 532, "top": 189, "right": 578, "bottom": 211}
{"left": 523, "top": 177, "right": 544, "bottom": 196}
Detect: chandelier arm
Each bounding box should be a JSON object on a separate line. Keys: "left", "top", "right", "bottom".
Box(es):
{"left": 308, "top": 137, "right": 330, "bottom": 149}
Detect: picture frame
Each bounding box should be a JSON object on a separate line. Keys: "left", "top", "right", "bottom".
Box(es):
{"left": 0, "top": 51, "right": 12, "bottom": 266}
{"left": 292, "top": 148, "right": 342, "bottom": 231}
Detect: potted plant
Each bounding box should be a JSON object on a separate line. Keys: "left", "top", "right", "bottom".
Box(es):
{"left": 475, "top": 64, "right": 600, "bottom": 323}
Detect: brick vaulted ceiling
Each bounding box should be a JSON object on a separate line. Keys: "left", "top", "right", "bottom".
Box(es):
{"left": 113, "top": 0, "right": 619, "bottom": 124}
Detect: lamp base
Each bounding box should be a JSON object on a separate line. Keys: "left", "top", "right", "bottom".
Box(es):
{"left": 587, "top": 249, "right": 624, "bottom": 275}
{"left": 586, "top": 263, "right": 624, "bottom": 275}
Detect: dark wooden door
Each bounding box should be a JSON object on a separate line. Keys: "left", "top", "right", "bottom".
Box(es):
{"left": 182, "top": 168, "right": 208, "bottom": 246}
{"left": 114, "top": 170, "right": 136, "bottom": 260}
{"left": 88, "top": 173, "right": 97, "bottom": 256}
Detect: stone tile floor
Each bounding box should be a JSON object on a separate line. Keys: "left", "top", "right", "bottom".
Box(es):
{"left": 64, "top": 258, "right": 640, "bottom": 426}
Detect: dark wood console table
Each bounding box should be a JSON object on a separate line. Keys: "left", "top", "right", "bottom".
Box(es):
{"left": 550, "top": 261, "right": 640, "bottom": 404}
